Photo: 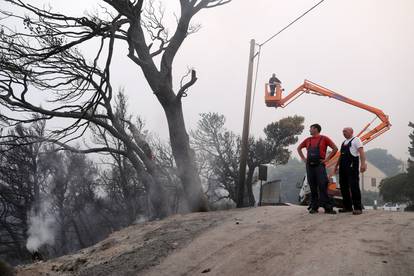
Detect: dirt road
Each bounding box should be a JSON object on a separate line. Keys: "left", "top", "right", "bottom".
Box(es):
{"left": 18, "top": 206, "right": 414, "bottom": 276}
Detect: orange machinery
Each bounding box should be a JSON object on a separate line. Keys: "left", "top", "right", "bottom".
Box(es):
{"left": 265, "top": 80, "right": 391, "bottom": 203}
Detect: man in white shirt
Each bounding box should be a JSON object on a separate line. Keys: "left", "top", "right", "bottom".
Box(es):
{"left": 334, "top": 127, "right": 367, "bottom": 215}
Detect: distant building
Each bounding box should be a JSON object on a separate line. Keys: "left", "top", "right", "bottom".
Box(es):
{"left": 361, "top": 161, "right": 387, "bottom": 193}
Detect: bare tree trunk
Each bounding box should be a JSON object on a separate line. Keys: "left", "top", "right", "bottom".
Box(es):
{"left": 2, "top": 222, "right": 29, "bottom": 260}
{"left": 165, "top": 102, "right": 208, "bottom": 212}
{"left": 125, "top": 150, "right": 169, "bottom": 218}
{"left": 0, "top": 0, "right": 233, "bottom": 220}
{"left": 77, "top": 214, "right": 94, "bottom": 246}
{"left": 71, "top": 218, "right": 86, "bottom": 249}
{"left": 59, "top": 219, "right": 68, "bottom": 255}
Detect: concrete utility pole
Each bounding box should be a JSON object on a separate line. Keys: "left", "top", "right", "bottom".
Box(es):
{"left": 237, "top": 39, "right": 256, "bottom": 208}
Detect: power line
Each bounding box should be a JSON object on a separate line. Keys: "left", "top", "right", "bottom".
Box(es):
{"left": 248, "top": 0, "right": 327, "bottom": 127}
{"left": 247, "top": 1, "right": 327, "bottom": 137}
{"left": 259, "top": 0, "right": 326, "bottom": 47}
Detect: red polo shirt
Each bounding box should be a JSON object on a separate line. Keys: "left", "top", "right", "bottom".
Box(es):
{"left": 298, "top": 135, "right": 336, "bottom": 159}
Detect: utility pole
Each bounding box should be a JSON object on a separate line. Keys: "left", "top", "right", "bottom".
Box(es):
{"left": 237, "top": 39, "right": 256, "bottom": 208}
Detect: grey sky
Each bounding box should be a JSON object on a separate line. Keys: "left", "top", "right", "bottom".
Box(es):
{"left": 9, "top": 0, "right": 414, "bottom": 160}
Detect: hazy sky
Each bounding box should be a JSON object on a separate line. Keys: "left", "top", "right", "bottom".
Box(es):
{"left": 6, "top": 0, "right": 414, "bottom": 160}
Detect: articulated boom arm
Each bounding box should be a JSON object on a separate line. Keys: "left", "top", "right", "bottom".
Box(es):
{"left": 265, "top": 80, "right": 391, "bottom": 145}
{"left": 265, "top": 79, "right": 391, "bottom": 171}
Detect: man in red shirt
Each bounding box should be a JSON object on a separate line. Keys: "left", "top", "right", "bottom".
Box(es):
{"left": 297, "top": 124, "right": 338, "bottom": 214}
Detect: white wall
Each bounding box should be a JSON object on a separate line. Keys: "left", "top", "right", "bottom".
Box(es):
{"left": 361, "top": 162, "right": 387, "bottom": 193}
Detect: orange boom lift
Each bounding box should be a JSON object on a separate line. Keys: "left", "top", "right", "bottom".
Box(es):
{"left": 265, "top": 80, "right": 391, "bottom": 205}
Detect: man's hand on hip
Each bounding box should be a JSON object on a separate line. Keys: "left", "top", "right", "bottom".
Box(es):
{"left": 322, "top": 158, "right": 330, "bottom": 165}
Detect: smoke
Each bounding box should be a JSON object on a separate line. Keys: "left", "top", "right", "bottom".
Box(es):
{"left": 26, "top": 200, "right": 56, "bottom": 253}
{"left": 134, "top": 215, "right": 148, "bottom": 224}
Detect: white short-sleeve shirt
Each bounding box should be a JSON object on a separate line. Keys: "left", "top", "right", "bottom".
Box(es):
{"left": 342, "top": 136, "right": 363, "bottom": 157}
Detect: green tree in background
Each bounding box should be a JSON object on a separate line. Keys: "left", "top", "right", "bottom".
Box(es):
{"left": 379, "top": 122, "right": 414, "bottom": 206}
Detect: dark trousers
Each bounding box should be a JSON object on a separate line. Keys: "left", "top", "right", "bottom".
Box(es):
{"left": 306, "top": 164, "right": 332, "bottom": 210}
{"left": 339, "top": 166, "right": 362, "bottom": 210}
{"left": 269, "top": 85, "right": 276, "bottom": 96}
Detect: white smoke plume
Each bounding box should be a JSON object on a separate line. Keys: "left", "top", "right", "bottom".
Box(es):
{"left": 135, "top": 215, "right": 148, "bottom": 224}
{"left": 26, "top": 200, "right": 56, "bottom": 252}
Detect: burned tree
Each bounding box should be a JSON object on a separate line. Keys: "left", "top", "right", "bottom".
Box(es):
{"left": 95, "top": 92, "right": 161, "bottom": 223}
{"left": 0, "top": 0, "right": 231, "bottom": 212}
{"left": 1, "top": 123, "right": 134, "bottom": 263}
{"left": 191, "top": 112, "right": 240, "bottom": 203}
{"left": 192, "top": 113, "right": 304, "bottom": 207}
{"left": 0, "top": 121, "right": 46, "bottom": 264}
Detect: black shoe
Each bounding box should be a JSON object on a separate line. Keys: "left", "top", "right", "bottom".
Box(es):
{"left": 352, "top": 210, "right": 363, "bottom": 215}
{"left": 324, "top": 209, "right": 337, "bottom": 214}
{"left": 309, "top": 209, "right": 318, "bottom": 214}
{"left": 338, "top": 208, "right": 353, "bottom": 213}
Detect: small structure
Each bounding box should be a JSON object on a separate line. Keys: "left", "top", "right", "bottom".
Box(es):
{"left": 253, "top": 164, "right": 283, "bottom": 206}
{"left": 259, "top": 180, "right": 282, "bottom": 206}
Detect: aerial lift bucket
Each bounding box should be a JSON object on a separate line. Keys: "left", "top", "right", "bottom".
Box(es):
{"left": 265, "top": 83, "right": 283, "bottom": 107}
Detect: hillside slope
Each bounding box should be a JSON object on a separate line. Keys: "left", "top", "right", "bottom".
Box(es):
{"left": 17, "top": 206, "right": 414, "bottom": 276}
